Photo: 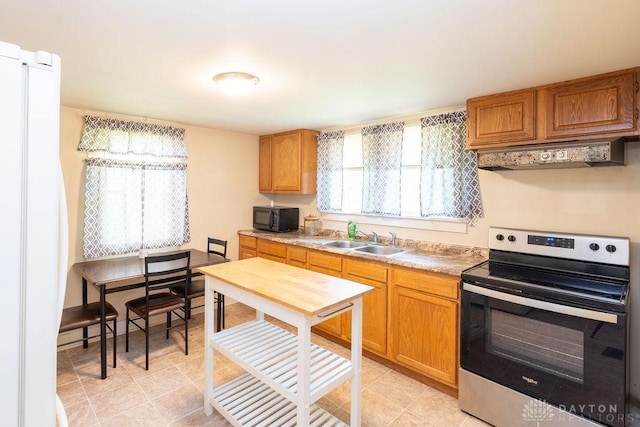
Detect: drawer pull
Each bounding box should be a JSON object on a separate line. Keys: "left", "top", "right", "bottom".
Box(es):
{"left": 317, "top": 302, "right": 353, "bottom": 318}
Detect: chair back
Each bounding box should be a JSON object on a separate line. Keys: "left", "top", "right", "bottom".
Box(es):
{"left": 144, "top": 251, "right": 191, "bottom": 301}
{"left": 207, "top": 238, "right": 228, "bottom": 258}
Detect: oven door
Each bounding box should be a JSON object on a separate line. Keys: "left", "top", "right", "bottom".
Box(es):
{"left": 461, "top": 282, "right": 627, "bottom": 427}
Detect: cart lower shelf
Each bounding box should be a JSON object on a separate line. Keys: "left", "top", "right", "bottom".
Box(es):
{"left": 210, "top": 373, "right": 348, "bottom": 427}
{"left": 212, "top": 320, "right": 352, "bottom": 403}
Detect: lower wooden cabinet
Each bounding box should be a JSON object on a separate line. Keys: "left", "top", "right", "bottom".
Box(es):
{"left": 389, "top": 267, "right": 459, "bottom": 387}
{"left": 240, "top": 235, "right": 461, "bottom": 389}
{"left": 342, "top": 259, "right": 388, "bottom": 357}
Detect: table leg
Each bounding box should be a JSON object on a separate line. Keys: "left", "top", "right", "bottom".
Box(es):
{"left": 350, "top": 298, "right": 363, "bottom": 427}
{"left": 100, "top": 285, "right": 107, "bottom": 379}
{"left": 82, "top": 278, "right": 89, "bottom": 349}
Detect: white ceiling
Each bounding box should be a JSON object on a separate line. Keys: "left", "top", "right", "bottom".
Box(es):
{"left": 2, "top": 0, "right": 640, "bottom": 136}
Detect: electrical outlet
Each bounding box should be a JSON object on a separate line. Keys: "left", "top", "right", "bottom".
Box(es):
{"left": 556, "top": 150, "right": 568, "bottom": 161}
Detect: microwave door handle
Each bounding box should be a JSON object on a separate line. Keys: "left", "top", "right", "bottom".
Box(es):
{"left": 269, "top": 210, "right": 275, "bottom": 229}
{"left": 462, "top": 282, "right": 618, "bottom": 324}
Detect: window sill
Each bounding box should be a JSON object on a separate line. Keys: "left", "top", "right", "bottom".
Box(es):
{"left": 320, "top": 212, "right": 468, "bottom": 234}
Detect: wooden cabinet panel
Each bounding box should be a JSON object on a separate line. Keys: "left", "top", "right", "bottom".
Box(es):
{"left": 239, "top": 248, "right": 257, "bottom": 259}
{"left": 239, "top": 235, "right": 257, "bottom": 249}
{"left": 287, "top": 246, "right": 307, "bottom": 268}
{"left": 271, "top": 132, "right": 302, "bottom": 192}
{"left": 308, "top": 251, "right": 342, "bottom": 274}
{"left": 343, "top": 259, "right": 388, "bottom": 357}
{"left": 390, "top": 285, "right": 458, "bottom": 385}
{"left": 467, "top": 89, "right": 536, "bottom": 148}
{"left": 259, "top": 129, "right": 317, "bottom": 194}
{"left": 257, "top": 239, "right": 287, "bottom": 263}
{"left": 542, "top": 71, "right": 637, "bottom": 139}
{"left": 258, "top": 135, "right": 272, "bottom": 192}
{"left": 391, "top": 268, "right": 458, "bottom": 300}
{"left": 239, "top": 235, "right": 257, "bottom": 260}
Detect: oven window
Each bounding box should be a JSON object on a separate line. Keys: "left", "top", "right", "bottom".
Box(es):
{"left": 488, "top": 308, "right": 584, "bottom": 383}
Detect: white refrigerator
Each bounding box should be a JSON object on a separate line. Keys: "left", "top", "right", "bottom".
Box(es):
{"left": 0, "top": 41, "right": 68, "bottom": 426}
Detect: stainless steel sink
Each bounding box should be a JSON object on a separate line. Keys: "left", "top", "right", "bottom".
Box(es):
{"left": 322, "top": 240, "right": 369, "bottom": 249}
{"left": 353, "top": 245, "right": 410, "bottom": 256}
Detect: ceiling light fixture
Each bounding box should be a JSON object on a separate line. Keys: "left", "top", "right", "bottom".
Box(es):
{"left": 212, "top": 72, "right": 259, "bottom": 96}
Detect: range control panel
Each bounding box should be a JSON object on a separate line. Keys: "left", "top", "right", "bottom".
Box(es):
{"left": 489, "top": 227, "right": 629, "bottom": 266}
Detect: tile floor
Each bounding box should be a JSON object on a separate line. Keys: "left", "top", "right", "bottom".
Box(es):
{"left": 57, "top": 303, "right": 636, "bottom": 427}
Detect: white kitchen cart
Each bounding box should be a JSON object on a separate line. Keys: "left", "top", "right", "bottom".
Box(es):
{"left": 197, "top": 257, "right": 373, "bottom": 427}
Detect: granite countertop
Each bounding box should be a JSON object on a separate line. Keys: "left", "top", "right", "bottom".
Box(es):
{"left": 238, "top": 229, "right": 488, "bottom": 277}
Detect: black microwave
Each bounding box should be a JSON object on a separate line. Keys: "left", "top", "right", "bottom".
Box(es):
{"left": 253, "top": 206, "right": 299, "bottom": 232}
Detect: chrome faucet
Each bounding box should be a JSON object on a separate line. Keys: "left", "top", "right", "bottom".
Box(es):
{"left": 390, "top": 232, "right": 397, "bottom": 246}
{"left": 356, "top": 229, "right": 379, "bottom": 243}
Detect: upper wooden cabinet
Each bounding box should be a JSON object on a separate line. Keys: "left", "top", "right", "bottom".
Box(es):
{"left": 542, "top": 71, "right": 637, "bottom": 140}
{"left": 466, "top": 68, "right": 639, "bottom": 150}
{"left": 259, "top": 129, "right": 318, "bottom": 194}
{"left": 467, "top": 89, "right": 537, "bottom": 148}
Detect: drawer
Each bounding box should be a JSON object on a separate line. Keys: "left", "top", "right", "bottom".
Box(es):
{"left": 257, "top": 239, "right": 287, "bottom": 259}
{"left": 287, "top": 246, "right": 307, "bottom": 267}
{"left": 239, "top": 235, "right": 257, "bottom": 249}
{"left": 391, "top": 267, "right": 459, "bottom": 300}
{"left": 308, "top": 251, "right": 342, "bottom": 273}
{"left": 343, "top": 259, "right": 387, "bottom": 283}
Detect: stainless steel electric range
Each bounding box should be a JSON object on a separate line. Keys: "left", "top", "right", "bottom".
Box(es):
{"left": 460, "top": 227, "right": 630, "bottom": 427}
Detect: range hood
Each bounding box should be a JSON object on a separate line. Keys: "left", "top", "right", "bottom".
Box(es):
{"left": 477, "top": 138, "right": 625, "bottom": 170}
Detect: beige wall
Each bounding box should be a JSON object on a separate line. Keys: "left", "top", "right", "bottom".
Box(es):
{"left": 59, "top": 107, "right": 268, "bottom": 334}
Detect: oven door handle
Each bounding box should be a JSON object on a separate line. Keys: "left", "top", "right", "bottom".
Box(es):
{"left": 462, "top": 282, "right": 619, "bottom": 324}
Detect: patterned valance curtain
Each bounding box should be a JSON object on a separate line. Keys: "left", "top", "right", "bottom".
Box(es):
{"left": 420, "top": 111, "right": 483, "bottom": 225}
{"left": 316, "top": 131, "right": 344, "bottom": 212}
{"left": 361, "top": 122, "right": 404, "bottom": 216}
{"left": 79, "top": 116, "right": 190, "bottom": 258}
{"left": 78, "top": 115, "right": 187, "bottom": 158}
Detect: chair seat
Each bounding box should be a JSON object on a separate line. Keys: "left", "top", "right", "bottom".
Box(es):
{"left": 126, "top": 293, "right": 185, "bottom": 317}
{"left": 169, "top": 278, "right": 204, "bottom": 299}
{"left": 59, "top": 302, "right": 118, "bottom": 333}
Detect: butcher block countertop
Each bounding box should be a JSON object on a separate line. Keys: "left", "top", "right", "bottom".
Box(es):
{"left": 239, "top": 229, "right": 488, "bottom": 276}
{"left": 197, "top": 257, "right": 374, "bottom": 316}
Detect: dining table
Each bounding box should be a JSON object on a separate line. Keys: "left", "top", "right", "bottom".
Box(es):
{"left": 73, "top": 249, "right": 228, "bottom": 379}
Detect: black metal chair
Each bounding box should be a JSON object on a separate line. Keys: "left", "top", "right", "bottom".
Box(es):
{"left": 58, "top": 302, "right": 119, "bottom": 370}
{"left": 170, "top": 238, "right": 227, "bottom": 331}
{"left": 125, "top": 251, "right": 191, "bottom": 370}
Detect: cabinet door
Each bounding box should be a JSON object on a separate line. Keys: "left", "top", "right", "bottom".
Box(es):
{"left": 390, "top": 284, "right": 458, "bottom": 386}
{"left": 542, "top": 71, "right": 637, "bottom": 139}
{"left": 258, "top": 135, "right": 272, "bottom": 192}
{"left": 342, "top": 259, "right": 388, "bottom": 357}
{"left": 466, "top": 89, "right": 536, "bottom": 148}
{"left": 271, "top": 131, "right": 302, "bottom": 192}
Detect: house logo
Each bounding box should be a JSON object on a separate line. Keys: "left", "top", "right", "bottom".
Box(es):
{"left": 522, "top": 399, "right": 555, "bottom": 426}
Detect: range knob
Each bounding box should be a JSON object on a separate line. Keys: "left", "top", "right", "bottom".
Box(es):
{"left": 606, "top": 244, "right": 617, "bottom": 253}
{"left": 496, "top": 234, "right": 504, "bottom": 241}
{"left": 507, "top": 235, "right": 516, "bottom": 242}
{"left": 589, "top": 243, "right": 600, "bottom": 251}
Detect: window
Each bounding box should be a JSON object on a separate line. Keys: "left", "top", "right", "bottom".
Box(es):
{"left": 317, "top": 111, "right": 483, "bottom": 225}
{"left": 78, "top": 116, "right": 190, "bottom": 258}
{"left": 342, "top": 126, "right": 423, "bottom": 217}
